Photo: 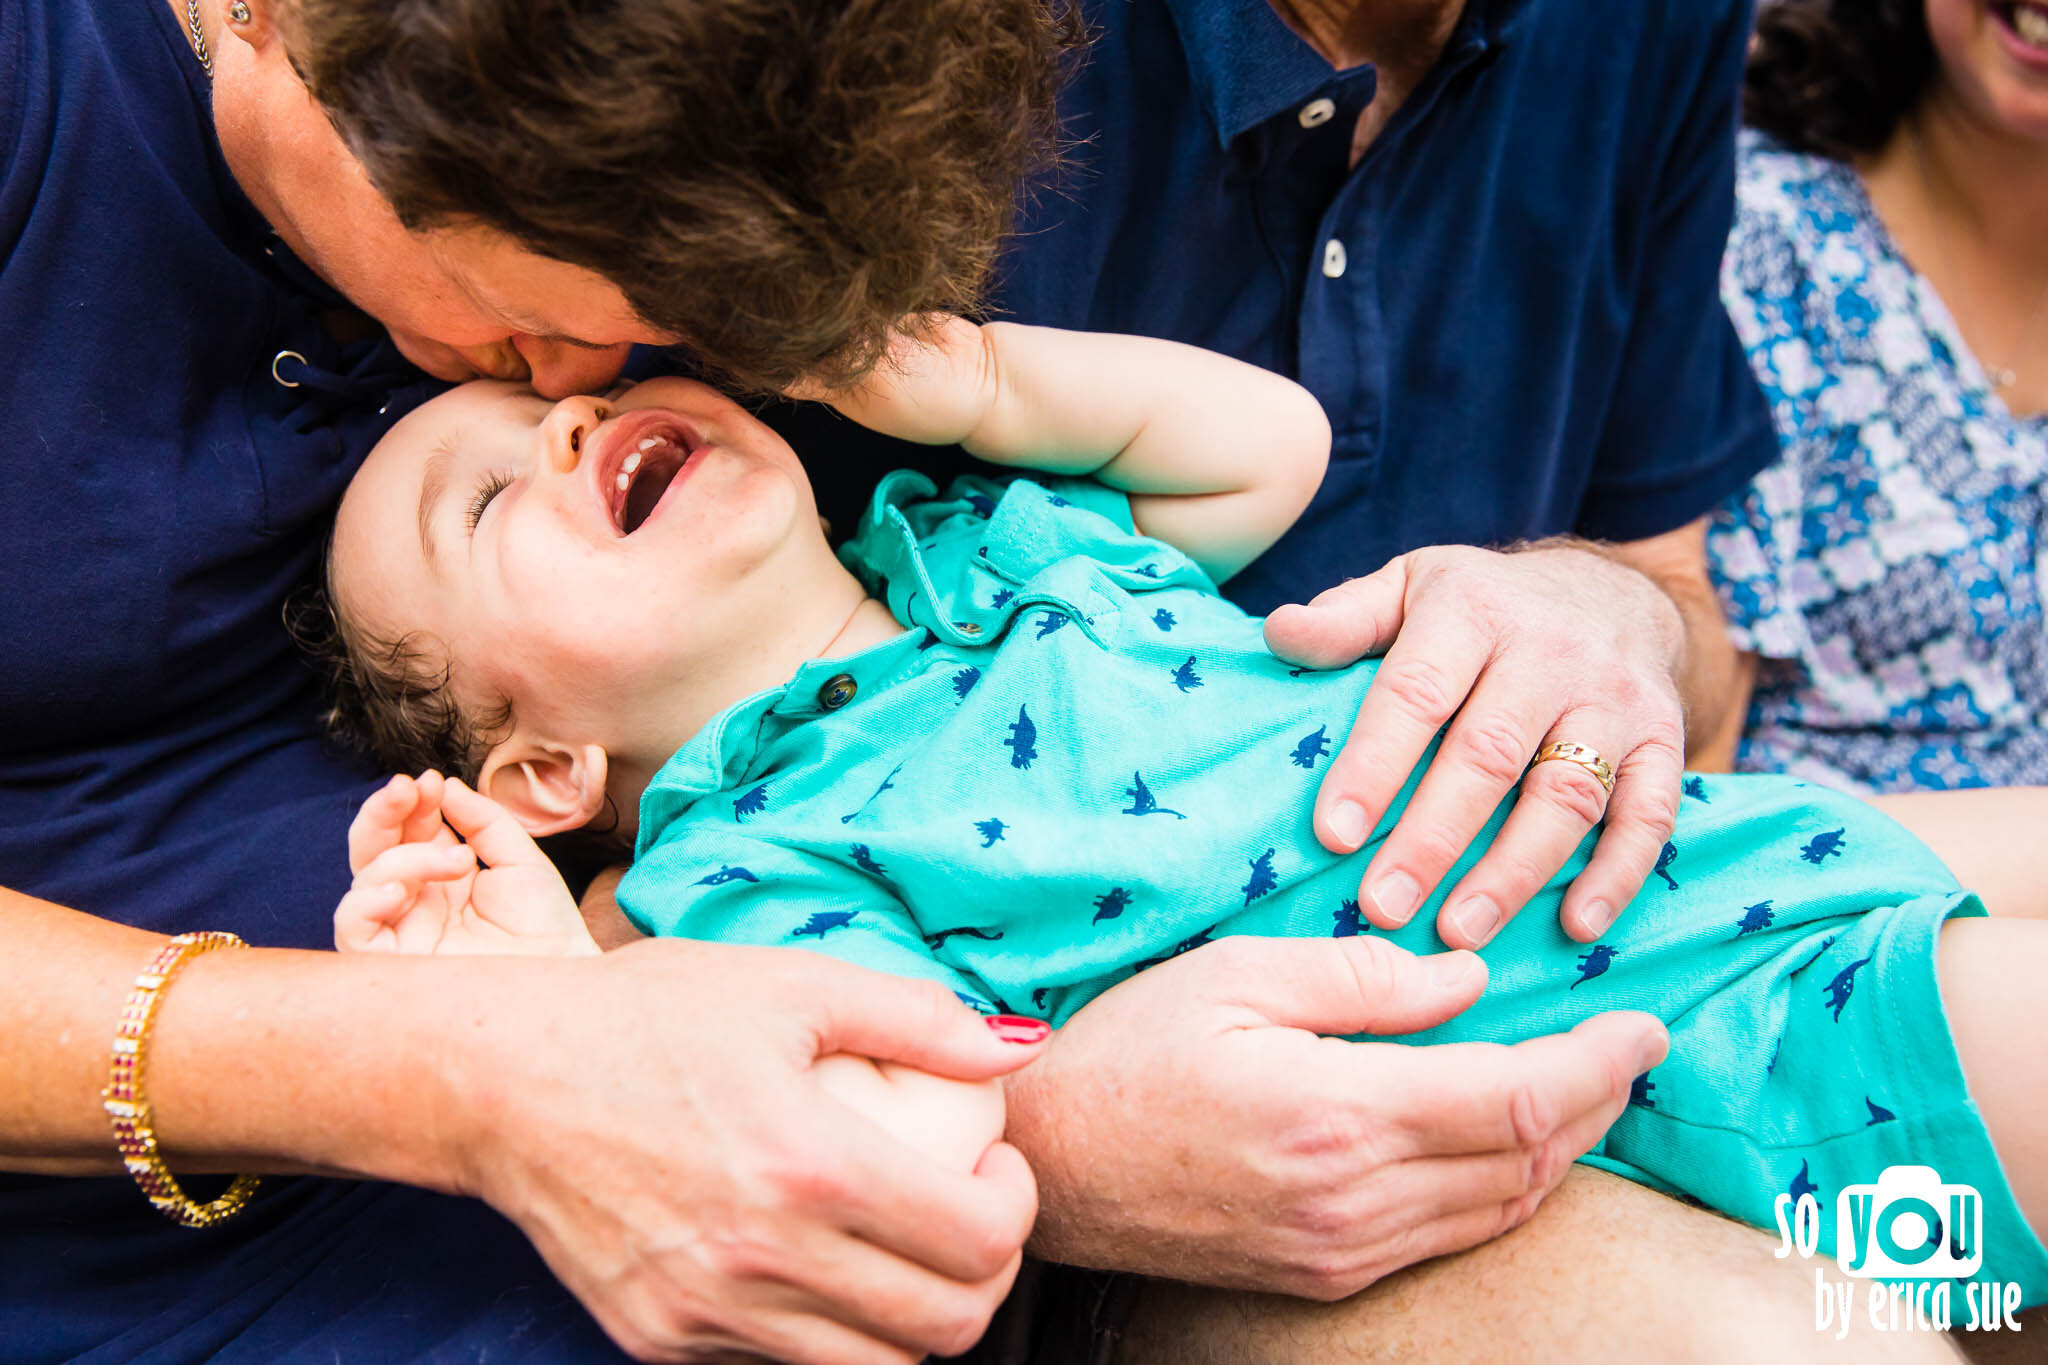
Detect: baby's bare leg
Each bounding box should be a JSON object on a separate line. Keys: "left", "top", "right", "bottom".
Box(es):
{"left": 1869, "top": 790, "right": 2048, "bottom": 919}
{"left": 1938, "top": 918, "right": 2048, "bottom": 1233}
{"left": 1119, "top": 1166, "right": 1963, "bottom": 1363}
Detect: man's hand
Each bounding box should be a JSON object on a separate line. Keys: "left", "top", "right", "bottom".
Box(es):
{"left": 434, "top": 944, "right": 1049, "bottom": 1363}
{"left": 1006, "top": 935, "right": 1666, "bottom": 1298}
{"left": 336, "top": 771, "right": 596, "bottom": 957}
{"left": 1265, "top": 541, "right": 1690, "bottom": 948}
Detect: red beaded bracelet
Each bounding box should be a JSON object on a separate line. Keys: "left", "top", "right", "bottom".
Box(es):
{"left": 102, "top": 932, "right": 261, "bottom": 1227}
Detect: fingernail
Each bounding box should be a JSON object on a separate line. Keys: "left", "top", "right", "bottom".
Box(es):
{"left": 1446, "top": 896, "right": 1501, "bottom": 947}
{"left": 1368, "top": 870, "right": 1420, "bottom": 926}
{"left": 1639, "top": 1026, "right": 1670, "bottom": 1071}
{"left": 1327, "top": 800, "right": 1369, "bottom": 851}
{"left": 985, "top": 1014, "right": 1050, "bottom": 1044}
{"left": 1578, "top": 900, "right": 1616, "bottom": 939}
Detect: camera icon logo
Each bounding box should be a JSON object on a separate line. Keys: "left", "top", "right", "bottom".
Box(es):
{"left": 1836, "top": 1165, "right": 1982, "bottom": 1279}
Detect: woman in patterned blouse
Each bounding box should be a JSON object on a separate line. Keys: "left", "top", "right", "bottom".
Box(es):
{"left": 1705, "top": 0, "right": 2048, "bottom": 792}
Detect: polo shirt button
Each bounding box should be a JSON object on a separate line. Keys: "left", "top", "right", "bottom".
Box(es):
{"left": 817, "top": 674, "right": 858, "bottom": 710}
{"left": 1322, "top": 239, "right": 1348, "bottom": 279}
{"left": 1298, "top": 97, "right": 1336, "bottom": 129}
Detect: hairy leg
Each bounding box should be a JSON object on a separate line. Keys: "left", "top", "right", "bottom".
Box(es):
{"left": 1117, "top": 1165, "right": 1964, "bottom": 1363}
{"left": 1868, "top": 790, "right": 2048, "bottom": 919}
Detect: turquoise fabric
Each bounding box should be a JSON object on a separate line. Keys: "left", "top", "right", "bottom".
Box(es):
{"left": 618, "top": 472, "right": 2048, "bottom": 1299}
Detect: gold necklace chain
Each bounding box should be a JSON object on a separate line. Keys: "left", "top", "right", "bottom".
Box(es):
{"left": 1910, "top": 121, "right": 2048, "bottom": 392}
{"left": 184, "top": 0, "right": 213, "bottom": 78}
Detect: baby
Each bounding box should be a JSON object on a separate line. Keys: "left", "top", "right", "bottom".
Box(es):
{"left": 321, "top": 319, "right": 2048, "bottom": 1297}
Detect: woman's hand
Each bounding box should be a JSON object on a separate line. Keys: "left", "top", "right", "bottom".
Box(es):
{"left": 435, "top": 945, "right": 1047, "bottom": 1363}
{"left": 1004, "top": 934, "right": 1666, "bottom": 1298}
{"left": 1264, "top": 540, "right": 1692, "bottom": 948}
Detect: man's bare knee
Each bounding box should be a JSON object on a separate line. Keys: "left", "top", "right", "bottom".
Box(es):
{"left": 1117, "top": 1167, "right": 1964, "bottom": 1364}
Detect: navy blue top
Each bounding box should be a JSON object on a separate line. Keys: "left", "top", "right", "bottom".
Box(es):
{"left": 1, "top": 1, "right": 625, "bottom": 1358}
{"left": 984, "top": 0, "right": 1779, "bottom": 612}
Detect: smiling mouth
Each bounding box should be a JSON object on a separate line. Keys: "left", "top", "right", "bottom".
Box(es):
{"left": 609, "top": 430, "right": 695, "bottom": 534}
{"left": 1997, "top": 1, "right": 2048, "bottom": 49}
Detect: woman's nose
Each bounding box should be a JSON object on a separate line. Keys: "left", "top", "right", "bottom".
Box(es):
{"left": 518, "top": 336, "right": 634, "bottom": 400}
{"left": 538, "top": 396, "right": 613, "bottom": 475}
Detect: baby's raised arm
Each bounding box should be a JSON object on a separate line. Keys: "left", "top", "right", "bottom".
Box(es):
{"left": 819, "top": 317, "right": 1331, "bottom": 581}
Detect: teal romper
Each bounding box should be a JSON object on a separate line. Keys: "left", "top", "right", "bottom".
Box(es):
{"left": 617, "top": 472, "right": 2048, "bottom": 1300}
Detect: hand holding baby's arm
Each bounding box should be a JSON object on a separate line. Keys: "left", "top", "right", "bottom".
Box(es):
{"left": 336, "top": 771, "right": 600, "bottom": 957}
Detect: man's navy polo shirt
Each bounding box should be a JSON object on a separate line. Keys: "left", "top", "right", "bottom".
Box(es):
{"left": 987, "top": 0, "right": 1779, "bottom": 613}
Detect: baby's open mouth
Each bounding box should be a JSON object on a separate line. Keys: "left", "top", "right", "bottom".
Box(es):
{"left": 1995, "top": 1, "right": 2048, "bottom": 50}
{"left": 614, "top": 433, "right": 689, "bottom": 534}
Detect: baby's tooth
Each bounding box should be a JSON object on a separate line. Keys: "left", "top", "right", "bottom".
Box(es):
{"left": 637, "top": 438, "right": 658, "bottom": 452}
{"left": 622, "top": 452, "right": 642, "bottom": 474}
{"left": 616, "top": 473, "right": 630, "bottom": 491}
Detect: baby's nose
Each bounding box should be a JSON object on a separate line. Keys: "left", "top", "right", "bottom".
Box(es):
{"left": 538, "top": 396, "right": 612, "bottom": 475}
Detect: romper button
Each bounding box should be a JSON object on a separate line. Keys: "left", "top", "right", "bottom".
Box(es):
{"left": 1298, "top": 97, "right": 1336, "bottom": 128}
{"left": 818, "top": 674, "right": 858, "bottom": 710}
{"left": 957, "top": 622, "right": 984, "bottom": 638}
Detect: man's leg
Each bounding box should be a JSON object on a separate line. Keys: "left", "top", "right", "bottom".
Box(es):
{"left": 1118, "top": 1166, "right": 1964, "bottom": 1363}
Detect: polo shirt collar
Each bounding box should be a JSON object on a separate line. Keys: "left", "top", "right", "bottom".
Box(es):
{"left": 1159, "top": 0, "right": 1536, "bottom": 148}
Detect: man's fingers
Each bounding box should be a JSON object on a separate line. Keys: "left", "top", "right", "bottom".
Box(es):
{"left": 1175, "top": 935, "right": 1488, "bottom": 1036}
{"left": 441, "top": 776, "right": 551, "bottom": 868}
{"left": 1262, "top": 562, "right": 1410, "bottom": 671}
{"left": 1312, "top": 618, "right": 1494, "bottom": 893}
{"left": 1558, "top": 739, "right": 1685, "bottom": 942}
{"left": 1375, "top": 1011, "right": 1667, "bottom": 1160}
{"left": 821, "top": 1128, "right": 1038, "bottom": 1286}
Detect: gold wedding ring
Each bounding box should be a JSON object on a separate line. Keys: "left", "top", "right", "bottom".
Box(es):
{"left": 1530, "top": 741, "right": 1616, "bottom": 795}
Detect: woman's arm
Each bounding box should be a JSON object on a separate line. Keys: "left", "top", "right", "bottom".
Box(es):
{"left": 813, "top": 317, "right": 1332, "bottom": 580}
{"left": 2, "top": 886, "right": 1044, "bottom": 1362}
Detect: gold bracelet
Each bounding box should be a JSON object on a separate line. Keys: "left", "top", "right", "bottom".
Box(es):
{"left": 102, "top": 931, "right": 262, "bottom": 1227}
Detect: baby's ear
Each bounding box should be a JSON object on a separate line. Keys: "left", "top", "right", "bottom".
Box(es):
{"left": 476, "top": 741, "right": 611, "bottom": 837}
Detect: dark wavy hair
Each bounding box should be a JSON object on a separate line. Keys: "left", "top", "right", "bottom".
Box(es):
{"left": 283, "top": 0, "right": 1083, "bottom": 393}
{"left": 1744, "top": 0, "right": 1937, "bottom": 159}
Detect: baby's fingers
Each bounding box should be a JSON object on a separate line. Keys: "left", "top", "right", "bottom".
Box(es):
{"left": 400, "top": 770, "right": 450, "bottom": 845}
{"left": 440, "top": 777, "right": 550, "bottom": 869}
{"left": 348, "top": 774, "right": 422, "bottom": 872}
{"left": 334, "top": 881, "right": 409, "bottom": 952}
{"left": 353, "top": 840, "right": 476, "bottom": 894}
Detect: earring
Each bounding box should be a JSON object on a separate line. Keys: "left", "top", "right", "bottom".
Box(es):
{"left": 227, "top": 1, "right": 251, "bottom": 22}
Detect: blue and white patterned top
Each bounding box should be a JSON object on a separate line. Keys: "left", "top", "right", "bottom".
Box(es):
{"left": 1707, "top": 131, "right": 2048, "bottom": 793}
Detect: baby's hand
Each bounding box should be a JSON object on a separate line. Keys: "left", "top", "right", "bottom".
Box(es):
{"left": 789, "top": 314, "right": 998, "bottom": 448}
{"left": 811, "top": 1052, "right": 1006, "bottom": 1174}
{"left": 336, "top": 772, "right": 598, "bottom": 957}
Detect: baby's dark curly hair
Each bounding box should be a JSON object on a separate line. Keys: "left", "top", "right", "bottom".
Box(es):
{"left": 282, "top": 0, "right": 1084, "bottom": 393}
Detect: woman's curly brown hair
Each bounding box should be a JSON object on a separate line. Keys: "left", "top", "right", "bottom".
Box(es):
{"left": 1744, "top": 0, "right": 1935, "bottom": 160}
{"left": 282, "top": 0, "right": 1084, "bottom": 393}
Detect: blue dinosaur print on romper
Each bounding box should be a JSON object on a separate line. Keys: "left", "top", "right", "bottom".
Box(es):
{"left": 1824, "top": 955, "right": 1874, "bottom": 1021}
{"left": 1035, "top": 611, "right": 1070, "bottom": 640}
{"left": 1007, "top": 707, "right": 1039, "bottom": 770}
{"left": 1332, "top": 899, "right": 1367, "bottom": 937}
{"left": 1092, "top": 887, "right": 1134, "bottom": 924}
{"left": 952, "top": 666, "right": 982, "bottom": 699}
{"left": 1171, "top": 656, "right": 1204, "bottom": 692}
{"left": 1790, "top": 934, "right": 1837, "bottom": 977}
{"left": 1241, "top": 849, "right": 1278, "bottom": 906}
{"left": 925, "top": 926, "right": 1005, "bottom": 950}
{"left": 1735, "top": 901, "right": 1775, "bottom": 937}
{"left": 1654, "top": 841, "right": 1679, "bottom": 889}
{"left": 1684, "top": 775, "right": 1711, "bottom": 803}
{"left": 849, "top": 845, "right": 887, "bottom": 877}
{"left": 1122, "top": 772, "right": 1186, "bottom": 819}
{"left": 1291, "top": 726, "right": 1331, "bottom": 769}
{"left": 989, "top": 589, "right": 1015, "bottom": 609}
{"left": 1133, "top": 924, "right": 1221, "bottom": 971}
{"left": 793, "top": 910, "right": 860, "bottom": 939}
{"left": 692, "top": 865, "right": 760, "bottom": 886}
{"left": 840, "top": 764, "right": 902, "bottom": 824}
{"left": 965, "top": 493, "right": 996, "bottom": 517}
{"left": 1046, "top": 493, "right": 1072, "bottom": 507}
{"left": 1801, "top": 829, "right": 1847, "bottom": 865}
{"left": 1153, "top": 608, "right": 1176, "bottom": 632}
{"left": 733, "top": 783, "right": 769, "bottom": 821}
{"left": 1788, "top": 1159, "right": 1821, "bottom": 1210}
{"left": 1571, "top": 944, "right": 1619, "bottom": 988}
{"left": 1287, "top": 665, "right": 1315, "bottom": 677}
{"left": 975, "top": 817, "right": 1008, "bottom": 847}
{"left": 1031, "top": 987, "right": 1051, "bottom": 1011}
{"left": 1630, "top": 1074, "right": 1657, "bottom": 1109}
{"left": 1136, "top": 562, "right": 1160, "bottom": 577}
{"left": 1866, "top": 1097, "right": 1897, "bottom": 1125}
